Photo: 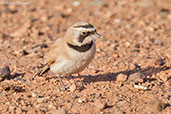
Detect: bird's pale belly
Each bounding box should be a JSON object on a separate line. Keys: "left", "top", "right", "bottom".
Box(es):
{"left": 50, "top": 43, "right": 95, "bottom": 76}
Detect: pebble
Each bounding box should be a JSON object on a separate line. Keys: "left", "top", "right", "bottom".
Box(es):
{"left": 33, "top": 43, "right": 48, "bottom": 49}
{"left": 168, "top": 14, "right": 171, "bottom": 20}
{"left": 136, "top": 0, "right": 154, "bottom": 7}
{"left": 72, "top": 1, "right": 80, "bottom": 7}
{"left": 116, "top": 74, "right": 127, "bottom": 83}
{"left": 134, "top": 84, "right": 148, "bottom": 90}
{"left": 0, "top": 66, "right": 11, "bottom": 79}
{"left": 37, "top": 97, "right": 47, "bottom": 103}
{"left": 77, "top": 99, "right": 83, "bottom": 103}
{"left": 72, "top": 94, "right": 78, "bottom": 99}
{"left": 48, "top": 103, "right": 56, "bottom": 110}
{"left": 51, "top": 108, "right": 67, "bottom": 114}
{"left": 40, "top": 15, "right": 48, "bottom": 22}
{"left": 94, "top": 99, "right": 107, "bottom": 110}
{"left": 97, "top": 48, "right": 102, "bottom": 53}
{"left": 145, "top": 26, "right": 154, "bottom": 32}
{"left": 69, "top": 83, "right": 77, "bottom": 92}
{"left": 147, "top": 97, "right": 165, "bottom": 113}
{"left": 165, "top": 79, "right": 171, "bottom": 88}
{"left": 128, "top": 72, "right": 145, "bottom": 83}
{"left": 36, "top": 76, "right": 46, "bottom": 81}
{"left": 114, "top": 19, "right": 121, "bottom": 24}
{"left": 154, "top": 40, "right": 163, "bottom": 45}
{"left": 32, "top": 93, "right": 37, "bottom": 97}
{"left": 35, "top": 104, "right": 42, "bottom": 109}
{"left": 8, "top": 105, "right": 15, "bottom": 112}
{"left": 125, "top": 42, "right": 131, "bottom": 47}
{"left": 159, "top": 71, "right": 168, "bottom": 82}
{"left": 154, "top": 58, "right": 165, "bottom": 66}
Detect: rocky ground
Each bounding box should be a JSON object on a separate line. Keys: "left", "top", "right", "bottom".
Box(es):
{"left": 0, "top": 0, "right": 171, "bottom": 114}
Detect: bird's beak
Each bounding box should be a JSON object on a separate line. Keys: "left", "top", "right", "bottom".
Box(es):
{"left": 93, "top": 32, "right": 103, "bottom": 39}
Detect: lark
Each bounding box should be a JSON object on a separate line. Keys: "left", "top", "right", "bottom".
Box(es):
{"left": 35, "top": 22, "right": 102, "bottom": 89}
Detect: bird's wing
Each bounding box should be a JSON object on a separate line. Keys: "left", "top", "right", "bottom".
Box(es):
{"left": 42, "top": 38, "right": 70, "bottom": 74}
{"left": 33, "top": 38, "right": 67, "bottom": 76}
{"left": 44, "top": 38, "right": 68, "bottom": 66}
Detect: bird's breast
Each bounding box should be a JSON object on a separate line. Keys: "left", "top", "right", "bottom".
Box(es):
{"left": 50, "top": 42, "right": 96, "bottom": 75}
{"left": 68, "top": 42, "right": 96, "bottom": 74}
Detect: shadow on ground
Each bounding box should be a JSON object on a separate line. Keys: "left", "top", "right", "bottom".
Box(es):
{"left": 72, "top": 66, "right": 171, "bottom": 83}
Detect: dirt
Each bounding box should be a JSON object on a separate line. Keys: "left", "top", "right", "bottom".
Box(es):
{"left": 0, "top": 0, "right": 171, "bottom": 114}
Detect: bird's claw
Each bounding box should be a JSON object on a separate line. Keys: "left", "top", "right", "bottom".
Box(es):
{"left": 60, "top": 83, "right": 71, "bottom": 90}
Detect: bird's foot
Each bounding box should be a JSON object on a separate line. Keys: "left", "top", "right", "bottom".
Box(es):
{"left": 60, "top": 83, "right": 71, "bottom": 91}
{"left": 79, "top": 80, "right": 84, "bottom": 88}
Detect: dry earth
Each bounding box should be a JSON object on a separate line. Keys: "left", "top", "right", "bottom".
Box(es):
{"left": 0, "top": 0, "right": 171, "bottom": 114}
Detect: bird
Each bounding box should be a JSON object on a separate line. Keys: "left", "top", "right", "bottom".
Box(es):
{"left": 35, "top": 22, "right": 102, "bottom": 90}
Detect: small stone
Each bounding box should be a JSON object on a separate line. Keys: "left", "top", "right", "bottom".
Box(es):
{"left": 8, "top": 105, "right": 15, "bottom": 111}
{"left": 36, "top": 76, "right": 46, "bottom": 81}
{"left": 40, "top": 15, "right": 48, "bottom": 22}
{"left": 35, "top": 104, "right": 41, "bottom": 109}
{"left": 136, "top": 0, "right": 154, "bottom": 7}
{"left": 40, "top": 107, "right": 47, "bottom": 112}
{"left": 125, "top": 42, "right": 131, "bottom": 47}
{"left": 72, "top": 1, "right": 80, "bottom": 7}
{"left": 146, "top": 26, "right": 154, "bottom": 32}
{"left": 66, "top": 8, "right": 72, "bottom": 13}
{"left": 154, "top": 40, "right": 163, "bottom": 45}
{"left": 78, "top": 97, "right": 88, "bottom": 103}
{"left": 51, "top": 108, "right": 67, "bottom": 114}
{"left": 95, "top": 99, "right": 107, "bottom": 110}
{"left": 134, "top": 84, "right": 148, "bottom": 90}
{"left": 154, "top": 58, "right": 165, "bottom": 66}
{"left": 132, "top": 49, "right": 140, "bottom": 53}
{"left": 48, "top": 103, "right": 56, "bottom": 110}
{"left": 168, "top": 14, "right": 171, "bottom": 20}
{"left": 33, "top": 43, "right": 48, "bottom": 49}
{"left": 37, "top": 97, "right": 46, "bottom": 103}
{"left": 114, "top": 19, "right": 121, "bottom": 24}
{"left": 32, "top": 93, "right": 37, "bottom": 97}
{"left": 22, "top": 50, "right": 29, "bottom": 55}
{"left": 69, "top": 83, "right": 77, "bottom": 92}
{"left": 128, "top": 72, "right": 145, "bottom": 83}
{"left": 165, "top": 79, "right": 171, "bottom": 88}
{"left": 15, "top": 108, "right": 22, "bottom": 114}
{"left": 116, "top": 74, "right": 127, "bottom": 82}
{"left": 77, "top": 99, "right": 83, "bottom": 103}
{"left": 97, "top": 48, "right": 102, "bottom": 53}
{"left": 147, "top": 97, "right": 165, "bottom": 113}
{"left": 72, "top": 94, "right": 78, "bottom": 99}
{"left": 159, "top": 72, "right": 168, "bottom": 82}
{"left": 0, "top": 66, "right": 11, "bottom": 79}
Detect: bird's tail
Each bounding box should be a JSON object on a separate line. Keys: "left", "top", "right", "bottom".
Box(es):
{"left": 39, "top": 65, "right": 50, "bottom": 76}
{"left": 33, "top": 64, "right": 50, "bottom": 78}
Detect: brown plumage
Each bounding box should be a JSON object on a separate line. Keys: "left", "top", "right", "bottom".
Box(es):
{"left": 35, "top": 22, "right": 102, "bottom": 89}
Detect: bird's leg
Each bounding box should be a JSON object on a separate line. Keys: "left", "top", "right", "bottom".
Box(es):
{"left": 56, "top": 75, "right": 70, "bottom": 90}
{"left": 78, "top": 73, "right": 84, "bottom": 88}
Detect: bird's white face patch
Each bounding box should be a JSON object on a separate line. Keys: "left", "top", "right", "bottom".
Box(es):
{"left": 75, "top": 27, "right": 95, "bottom": 32}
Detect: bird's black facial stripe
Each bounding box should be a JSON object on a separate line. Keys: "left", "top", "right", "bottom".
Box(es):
{"left": 79, "top": 31, "right": 94, "bottom": 43}
{"left": 73, "top": 24, "right": 94, "bottom": 29}
{"left": 67, "top": 41, "right": 93, "bottom": 52}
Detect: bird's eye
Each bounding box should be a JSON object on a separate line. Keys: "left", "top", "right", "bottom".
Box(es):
{"left": 82, "top": 32, "right": 88, "bottom": 36}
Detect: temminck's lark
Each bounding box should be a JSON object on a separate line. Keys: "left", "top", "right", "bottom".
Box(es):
{"left": 35, "top": 22, "right": 102, "bottom": 90}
